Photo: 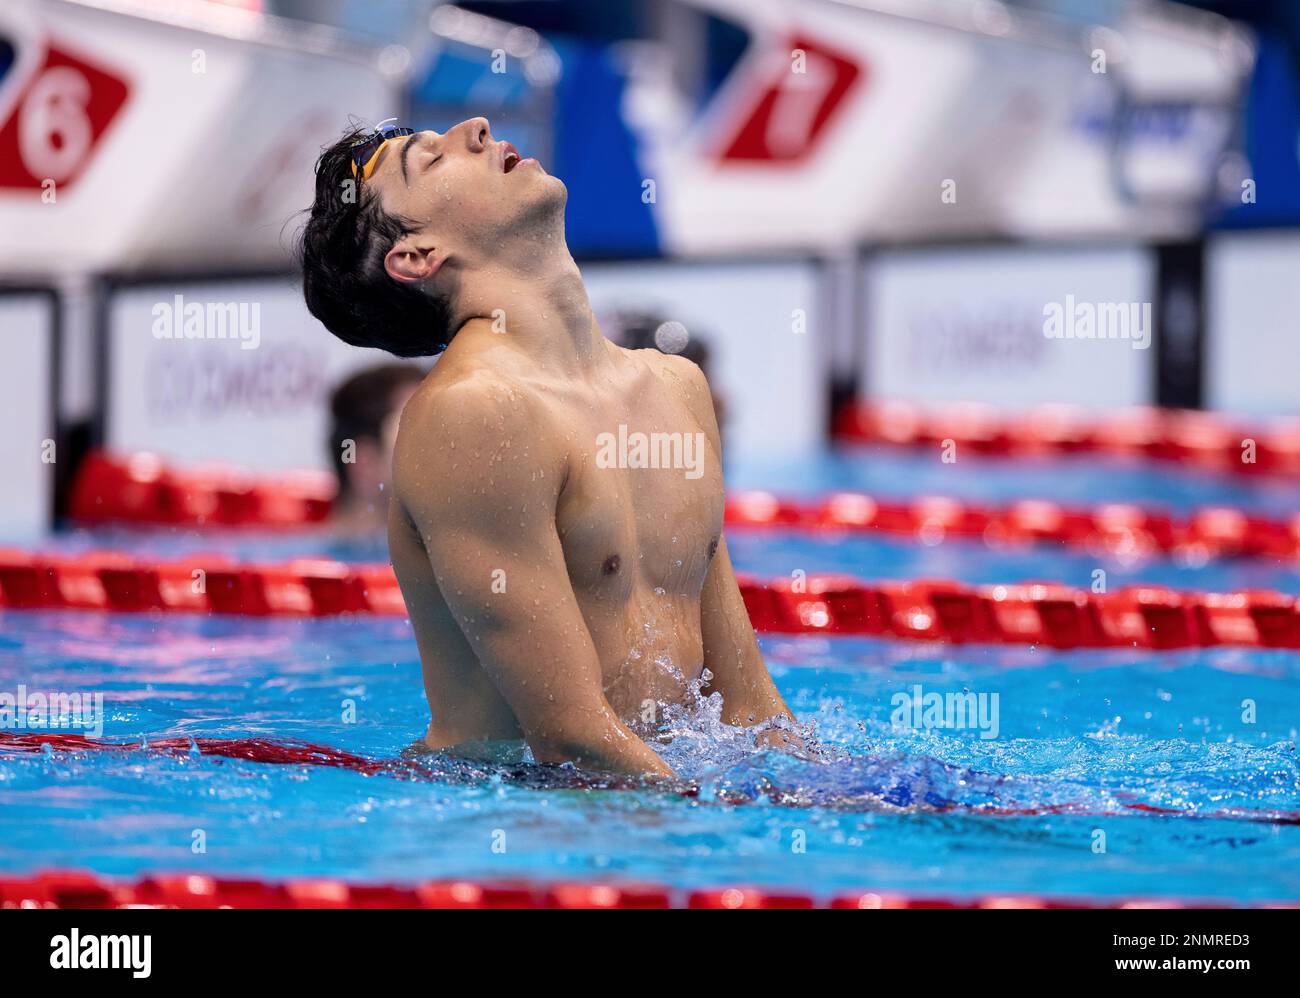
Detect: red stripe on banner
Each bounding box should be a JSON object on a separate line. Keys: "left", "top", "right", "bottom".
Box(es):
{"left": 0, "top": 870, "right": 1293, "bottom": 910}
{"left": 3, "top": 550, "right": 1300, "bottom": 649}
{"left": 833, "top": 401, "right": 1300, "bottom": 478}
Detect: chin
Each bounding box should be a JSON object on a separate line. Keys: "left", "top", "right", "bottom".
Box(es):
{"left": 508, "top": 175, "right": 567, "bottom": 234}
{"left": 541, "top": 172, "right": 567, "bottom": 204}
{"left": 534, "top": 174, "right": 568, "bottom": 214}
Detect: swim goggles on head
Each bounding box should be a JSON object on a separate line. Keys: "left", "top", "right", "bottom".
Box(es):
{"left": 350, "top": 118, "right": 415, "bottom": 181}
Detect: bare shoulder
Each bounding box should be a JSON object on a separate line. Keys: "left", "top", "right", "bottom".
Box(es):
{"left": 392, "top": 363, "right": 563, "bottom": 510}
{"left": 626, "top": 346, "right": 719, "bottom": 438}
{"left": 637, "top": 347, "right": 709, "bottom": 390}
{"left": 398, "top": 364, "right": 536, "bottom": 437}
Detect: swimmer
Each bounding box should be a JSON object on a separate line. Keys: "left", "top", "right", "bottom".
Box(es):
{"left": 301, "top": 118, "right": 796, "bottom": 778}
{"left": 326, "top": 363, "right": 424, "bottom": 535}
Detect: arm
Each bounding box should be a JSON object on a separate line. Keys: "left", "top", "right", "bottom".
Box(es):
{"left": 657, "top": 356, "right": 799, "bottom": 742}
{"left": 392, "top": 376, "right": 672, "bottom": 778}
{"left": 699, "top": 533, "right": 797, "bottom": 736}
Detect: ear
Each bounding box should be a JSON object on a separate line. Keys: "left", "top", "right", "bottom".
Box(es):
{"left": 384, "top": 237, "right": 448, "bottom": 285}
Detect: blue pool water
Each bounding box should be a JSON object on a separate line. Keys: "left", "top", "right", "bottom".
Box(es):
{"left": 2, "top": 451, "right": 1298, "bottom": 902}
{"left": 1, "top": 612, "right": 1298, "bottom": 902}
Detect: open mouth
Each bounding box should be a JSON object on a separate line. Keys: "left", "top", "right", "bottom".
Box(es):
{"left": 502, "top": 141, "right": 521, "bottom": 173}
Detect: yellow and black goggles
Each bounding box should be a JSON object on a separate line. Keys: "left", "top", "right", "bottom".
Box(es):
{"left": 350, "top": 119, "right": 415, "bottom": 181}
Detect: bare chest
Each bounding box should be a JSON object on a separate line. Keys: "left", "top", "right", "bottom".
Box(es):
{"left": 554, "top": 398, "right": 724, "bottom": 598}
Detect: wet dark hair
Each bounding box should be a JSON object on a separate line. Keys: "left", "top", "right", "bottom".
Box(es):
{"left": 328, "top": 363, "right": 426, "bottom": 498}
{"left": 300, "top": 126, "right": 455, "bottom": 357}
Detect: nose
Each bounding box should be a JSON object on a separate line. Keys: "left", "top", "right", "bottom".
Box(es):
{"left": 453, "top": 116, "right": 491, "bottom": 153}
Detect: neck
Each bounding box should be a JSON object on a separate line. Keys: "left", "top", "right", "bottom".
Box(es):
{"left": 451, "top": 232, "right": 606, "bottom": 372}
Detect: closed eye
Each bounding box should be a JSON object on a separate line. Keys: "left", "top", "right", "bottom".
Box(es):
{"left": 401, "top": 133, "right": 442, "bottom": 184}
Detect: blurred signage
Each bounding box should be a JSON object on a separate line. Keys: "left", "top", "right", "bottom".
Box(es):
{"left": 1205, "top": 231, "right": 1300, "bottom": 417}
{"left": 862, "top": 245, "right": 1156, "bottom": 410}
{"left": 715, "top": 33, "right": 863, "bottom": 164}
{"left": 626, "top": 0, "right": 1253, "bottom": 253}
{"left": 0, "top": 293, "right": 54, "bottom": 540}
{"left": 0, "top": 38, "right": 130, "bottom": 192}
{"left": 0, "top": 0, "right": 395, "bottom": 274}
{"left": 107, "top": 279, "right": 399, "bottom": 473}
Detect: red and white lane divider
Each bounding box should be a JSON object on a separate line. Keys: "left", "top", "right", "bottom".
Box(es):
{"left": 69, "top": 452, "right": 336, "bottom": 528}
{"left": 2, "top": 870, "right": 1291, "bottom": 909}
{"left": 834, "top": 401, "right": 1300, "bottom": 478}
{"left": 0, "top": 550, "right": 407, "bottom": 617}
{"left": 2, "top": 549, "right": 1299, "bottom": 650}
{"left": 67, "top": 452, "right": 1300, "bottom": 566}
{"left": 727, "top": 491, "right": 1300, "bottom": 562}
{"left": 741, "top": 575, "right": 1300, "bottom": 650}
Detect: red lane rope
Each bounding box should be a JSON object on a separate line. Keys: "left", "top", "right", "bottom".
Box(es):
{"left": 69, "top": 452, "right": 336, "bottom": 529}
{"left": 72, "top": 450, "right": 1300, "bottom": 568}
{"left": 740, "top": 575, "right": 1300, "bottom": 649}
{"left": 3, "top": 549, "right": 1298, "bottom": 650}
{"left": 0, "top": 731, "right": 388, "bottom": 775}
{"left": 727, "top": 491, "right": 1300, "bottom": 563}
{"left": 834, "top": 400, "right": 1300, "bottom": 478}
{"left": 7, "top": 868, "right": 1290, "bottom": 909}
{"left": 66, "top": 452, "right": 1300, "bottom": 569}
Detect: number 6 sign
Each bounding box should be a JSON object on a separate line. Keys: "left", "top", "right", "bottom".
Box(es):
{"left": 0, "top": 40, "right": 129, "bottom": 191}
